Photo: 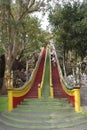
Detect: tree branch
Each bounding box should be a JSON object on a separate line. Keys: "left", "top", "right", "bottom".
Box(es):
{"left": 2, "top": 45, "right": 7, "bottom": 53}
{"left": 9, "top": 10, "right": 15, "bottom": 23}
{"left": 28, "top": 0, "right": 35, "bottom": 8}
{"left": 17, "top": 0, "right": 44, "bottom": 22}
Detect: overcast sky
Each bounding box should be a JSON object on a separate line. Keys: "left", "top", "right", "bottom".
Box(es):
{"left": 34, "top": 0, "right": 84, "bottom": 31}
{"left": 36, "top": 12, "right": 49, "bottom": 31}
{"left": 13, "top": 0, "right": 84, "bottom": 30}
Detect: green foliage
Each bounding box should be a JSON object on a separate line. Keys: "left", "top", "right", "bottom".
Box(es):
{"left": 49, "top": 1, "right": 87, "bottom": 59}
{"left": 0, "top": 46, "right": 4, "bottom": 55}
{"left": 0, "top": 0, "right": 49, "bottom": 93}
{"left": 15, "top": 15, "right": 49, "bottom": 61}
{"left": 0, "top": 0, "right": 48, "bottom": 61}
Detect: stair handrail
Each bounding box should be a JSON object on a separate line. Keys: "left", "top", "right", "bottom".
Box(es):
{"left": 49, "top": 47, "right": 54, "bottom": 98}
{"left": 54, "top": 47, "right": 81, "bottom": 112}
{"left": 13, "top": 47, "right": 44, "bottom": 93}
{"left": 38, "top": 47, "right": 47, "bottom": 98}
{"left": 7, "top": 47, "right": 44, "bottom": 111}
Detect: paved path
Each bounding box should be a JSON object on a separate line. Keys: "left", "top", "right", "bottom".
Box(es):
{"left": 65, "top": 73, "right": 87, "bottom": 112}
{"left": 81, "top": 84, "right": 87, "bottom": 112}
{"left": 80, "top": 73, "right": 87, "bottom": 112}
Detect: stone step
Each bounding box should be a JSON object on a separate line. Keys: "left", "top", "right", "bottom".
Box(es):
{"left": 2, "top": 111, "right": 80, "bottom": 119}
{"left": 23, "top": 98, "right": 69, "bottom": 103}
{"left": 0, "top": 110, "right": 87, "bottom": 130}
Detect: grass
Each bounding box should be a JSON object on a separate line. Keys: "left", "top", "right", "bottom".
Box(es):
{"left": 0, "top": 96, "right": 8, "bottom": 112}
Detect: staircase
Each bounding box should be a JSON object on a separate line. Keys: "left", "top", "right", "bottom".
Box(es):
{"left": 0, "top": 48, "right": 87, "bottom": 130}
{"left": 0, "top": 98, "right": 87, "bottom": 130}
{"left": 51, "top": 62, "right": 68, "bottom": 98}
{"left": 26, "top": 47, "right": 46, "bottom": 98}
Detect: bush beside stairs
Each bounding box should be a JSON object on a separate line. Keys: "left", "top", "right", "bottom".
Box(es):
{"left": 0, "top": 49, "right": 87, "bottom": 130}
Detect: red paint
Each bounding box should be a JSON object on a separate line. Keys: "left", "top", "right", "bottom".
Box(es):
{"left": 51, "top": 52, "right": 75, "bottom": 107}
{"left": 26, "top": 47, "right": 46, "bottom": 98}
{"left": 13, "top": 47, "right": 46, "bottom": 108}
{"left": 13, "top": 93, "right": 28, "bottom": 108}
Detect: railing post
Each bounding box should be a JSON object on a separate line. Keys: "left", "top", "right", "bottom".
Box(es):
{"left": 38, "top": 84, "right": 41, "bottom": 98}
{"left": 5, "top": 70, "right": 13, "bottom": 111}
{"left": 50, "top": 85, "right": 54, "bottom": 98}
{"left": 74, "top": 87, "right": 81, "bottom": 112}
{"left": 8, "top": 90, "right": 13, "bottom": 111}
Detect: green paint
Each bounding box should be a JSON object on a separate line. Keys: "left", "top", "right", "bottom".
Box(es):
{"left": 42, "top": 49, "right": 50, "bottom": 98}
{"left": 0, "top": 49, "right": 87, "bottom": 129}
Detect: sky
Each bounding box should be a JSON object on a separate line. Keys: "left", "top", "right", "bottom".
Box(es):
{"left": 13, "top": 0, "right": 84, "bottom": 31}
{"left": 12, "top": 0, "right": 49, "bottom": 30}
{"left": 34, "top": 12, "right": 49, "bottom": 31}
{"left": 34, "top": 0, "right": 84, "bottom": 31}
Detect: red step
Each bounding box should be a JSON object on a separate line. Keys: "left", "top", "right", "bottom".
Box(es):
{"left": 26, "top": 47, "right": 46, "bottom": 98}
{"left": 51, "top": 61, "right": 68, "bottom": 98}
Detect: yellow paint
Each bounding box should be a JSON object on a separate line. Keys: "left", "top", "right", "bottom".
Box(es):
{"left": 74, "top": 88, "right": 81, "bottom": 112}
{"left": 61, "top": 80, "right": 74, "bottom": 96}
{"left": 49, "top": 46, "right": 54, "bottom": 98}
{"left": 50, "top": 60, "right": 52, "bottom": 86}
{"left": 13, "top": 80, "right": 32, "bottom": 97}
{"left": 38, "top": 84, "right": 41, "bottom": 98}
{"left": 13, "top": 48, "right": 45, "bottom": 98}
{"left": 7, "top": 48, "right": 45, "bottom": 111}
{"left": 8, "top": 90, "right": 13, "bottom": 111}
{"left": 60, "top": 75, "right": 81, "bottom": 112}
{"left": 54, "top": 47, "right": 81, "bottom": 112}
{"left": 38, "top": 47, "right": 48, "bottom": 98}
{"left": 50, "top": 86, "right": 54, "bottom": 98}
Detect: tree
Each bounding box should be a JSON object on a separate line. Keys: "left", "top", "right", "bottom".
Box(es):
{"left": 20, "top": 15, "right": 49, "bottom": 61}
{"left": 49, "top": 1, "right": 87, "bottom": 60}
{"left": 0, "top": 0, "right": 46, "bottom": 93}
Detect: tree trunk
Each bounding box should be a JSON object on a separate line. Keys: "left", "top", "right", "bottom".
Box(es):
{"left": 1, "top": 53, "right": 14, "bottom": 94}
